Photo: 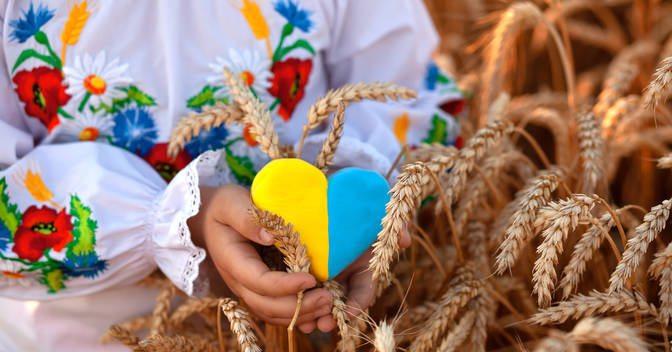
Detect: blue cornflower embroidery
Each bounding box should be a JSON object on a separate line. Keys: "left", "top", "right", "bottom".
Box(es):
{"left": 0, "top": 224, "right": 10, "bottom": 251}
{"left": 112, "top": 107, "right": 158, "bottom": 156}
{"left": 274, "top": 0, "right": 313, "bottom": 32}
{"left": 425, "top": 62, "right": 440, "bottom": 91}
{"left": 61, "top": 253, "right": 108, "bottom": 279}
{"left": 185, "top": 125, "right": 230, "bottom": 157}
{"left": 9, "top": 2, "right": 55, "bottom": 43}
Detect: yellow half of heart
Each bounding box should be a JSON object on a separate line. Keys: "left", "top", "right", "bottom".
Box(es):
{"left": 250, "top": 158, "right": 330, "bottom": 281}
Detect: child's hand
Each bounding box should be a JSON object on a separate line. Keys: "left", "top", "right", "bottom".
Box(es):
{"left": 315, "top": 226, "right": 411, "bottom": 332}
{"left": 189, "top": 185, "right": 334, "bottom": 332}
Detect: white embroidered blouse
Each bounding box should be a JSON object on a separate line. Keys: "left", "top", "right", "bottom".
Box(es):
{"left": 0, "top": 0, "right": 462, "bottom": 350}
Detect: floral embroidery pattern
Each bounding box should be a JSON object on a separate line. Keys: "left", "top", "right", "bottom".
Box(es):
{"left": 144, "top": 143, "right": 193, "bottom": 182}
{"left": 12, "top": 66, "right": 71, "bottom": 132}
{"left": 63, "top": 52, "right": 133, "bottom": 111}
{"left": 0, "top": 170, "right": 107, "bottom": 293}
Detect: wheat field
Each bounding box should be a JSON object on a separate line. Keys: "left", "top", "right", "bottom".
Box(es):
{"left": 103, "top": 1, "right": 672, "bottom": 351}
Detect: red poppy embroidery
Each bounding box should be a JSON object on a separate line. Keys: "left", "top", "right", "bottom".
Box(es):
{"left": 268, "top": 58, "right": 312, "bottom": 122}
{"left": 13, "top": 67, "right": 71, "bottom": 132}
{"left": 144, "top": 143, "right": 193, "bottom": 182}
{"left": 12, "top": 205, "right": 74, "bottom": 262}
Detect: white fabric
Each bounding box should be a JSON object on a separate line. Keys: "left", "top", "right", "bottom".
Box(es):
{"left": 0, "top": 0, "right": 461, "bottom": 350}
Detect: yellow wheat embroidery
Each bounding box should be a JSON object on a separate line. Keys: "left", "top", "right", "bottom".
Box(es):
{"left": 12, "top": 161, "right": 62, "bottom": 211}
{"left": 60, "top": 0, "right": 97, "bottom": 64}
{"left": 231, "top": 0, "right": 273, "bottom": 59}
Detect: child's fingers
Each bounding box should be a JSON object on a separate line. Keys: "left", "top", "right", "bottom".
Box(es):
{"left": 209, "top": 223, "right": 316, "bottom": 296}
{"left": 241, "top": 287, "right": 332, "bottom": 322}
{"left": 218, "top": 185, "right": 274, "bottom": 245}
{"left": 399, "top": 224, "right": 411, "bottom": 248}
{"left": 343, "top": 268, "right": 374, "bottom": 318}
{"left": 316, "top": 315, "right": 337, "bottom": 332}
{"left": 298, "top": 321, "right": 316, "bottom": 334}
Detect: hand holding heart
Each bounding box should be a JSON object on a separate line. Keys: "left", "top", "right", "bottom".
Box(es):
{"left": 188, "top": 181, "right": 410, "bottom": 333}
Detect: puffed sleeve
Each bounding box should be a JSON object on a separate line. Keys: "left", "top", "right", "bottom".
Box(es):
{"left": 301, "top": 0, "right": 463, "bottom": 178}
{"left": 0, "top": 142, "right": 217, "bottom": 299}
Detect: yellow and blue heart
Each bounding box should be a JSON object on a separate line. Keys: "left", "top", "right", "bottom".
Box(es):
{"left": 251, "top": 159, "right": 390, "bottom": 281}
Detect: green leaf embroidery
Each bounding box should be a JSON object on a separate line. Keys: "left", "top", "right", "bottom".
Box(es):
{"left": 122, "top": 85, "right": 157, "bottom": 107}
{"left": 67, "top": 195, "right": 98, "bottom": 256}
{"left": 187, "top": 85, "right": 223, "bottom": 109}
{"left": 12, "top": 49, "right": 62, "bottom": 73}
{"left": 275, "top": 39, "right": 315, "bottom": 61}
{"left": 0, "top": 178, "right": 21, "bottom": 237}
{"left": 224, "top": 147, "right": 256, "bottom": 186}
{"left": 422, "top": 114, "right": 448, "bottom": 145}
{"left": 40, "top": 268, "right": 65, "bottom": 294}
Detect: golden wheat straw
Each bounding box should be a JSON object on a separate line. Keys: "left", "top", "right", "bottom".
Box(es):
{"left": 316, "top": 102, "right": 346, "bottom": 173}
{"left": 530, "top": 290, "right": 658, "bottom": 325}
{"left": 222, "top": 67, "right": 280, "bottom": 159}
{"left": 517, "top": 107, "right": 571, "bottom": 166}
{"left": 409, "top": 265, "right": 481, "bottom": 352}
{"left": 167, "top": 101, "right": 245, "bottom": 157}
{"left": 468, "top": 289, "right": 494, "bottom": 352}
{"left": 323, "top": 280, "right": 357, "bottom": 352}
{"left": 568, "top": 317, "right": 647, "bottom": 352}
{"left": 577, "top": 112, "right": 604, "bottom": 194}
{"left": 649, "top": 242, "right": 672, "bottom": 325}
{"left": 495, "top": 168, "right": 564, "bottom": 275}
{"left": 566, "top": 20, "right": 623, "bottom": 54}
{"left": 534, "top": 331, "right": 578, "bottom": 352}
{"left": 559, "top": 210, "right": 619, "bottom": 299}
{"left": 169, "top": 298, "right": 220, "bottom": 328}
{"left": 104, "top": 325, "right": 140, "bottom": 348}
{"left": 406, "top": 143, "right": 457, "bottom": 164}
{"left": 602, "top": 95, "right": 640, "bottom": 140}
{"left": 219, "top": 298, "right": 261, "bottom": 352}
{"left": 533, "top": 194, "right": 598, "bottom": 307}
{"left": 609, "top": 198, "right": 672, "bottom": 293}
{"left": 297, "top": 82, "right": 416, "bottom": 156}
{"left": 149, "top": 284, "right": 177, "bottom": 337}
{"left": 644, "top": 56, "right": 672, "bottom": 109}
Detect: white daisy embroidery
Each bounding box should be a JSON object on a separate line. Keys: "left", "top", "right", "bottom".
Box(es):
{"left": 59, "top": 109, "right": 114, "bottom": 141}
{"left": 208, "top": 48, "right": 272, "bottom": 97}
{"left": 0, "top": 260, "right": 32, "bottom": 287}
{"left": 63, "top": 51, "right": 133, "bottom": 109}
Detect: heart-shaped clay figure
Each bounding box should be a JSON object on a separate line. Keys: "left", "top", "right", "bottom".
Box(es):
{"left": 251, "top": 158, "right": 390, "bottom": 281}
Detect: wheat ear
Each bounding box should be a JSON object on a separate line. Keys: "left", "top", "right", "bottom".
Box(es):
{"left": 297, "top": 82, "right": 417, "bottom": 156}
{"left": 167, "top": 101, "right": 245, "bottom": 157}
{"left": 139, "top": 335, "right": 216, "bottom": 352}
{"left": 568, "top": 317, "right": 647, "bottom": 352}
{"left": 643, "top": 56, "right": 672, "bottom": 109}
{"left": 323, "top": 280, "right": 357, "bottom": 352}
{"left": 373, "top": 320, "right": 396, "bottom": 352}
{"left": 315, "top": 102, "right": 346, "bottom": 173}
{"left": 532, "top": 194, "right": 598, "bottom": 307}
{"left": 104, "top": 325, "right": 140, "bottom": 349}
{"left": 494, "top": 168, "right": 564, "bottom": 275}
{"left": 219, "top": 298, "right": 261, "bottom": 352}
{"left": 222, "top": 67, "right": 280, "bottom": 159}
{"left": 409, "top": 265, "right": 481, "bottom": 352}
{"left": 577, "top": 112, "right": 604, "bottom": 194}
{"left": 650, "top": 242, "right": 672, "bottom": 325}
{"left": 249, "top": 205, "right": 310, "bottom": 273}
{"left": 559, "top": 210, "right": 618, "bottom": 299}
{"left": 609, "top": 198, "right": 672, "bottom": 293}
{"left": 534, "top": 331, "right": 578, "bottom": 352}
{"left": 436, "top": 310, "right": 476, "bottom": 352}
{"left": 658, "top": 153, "right": 672, "bottom": 169}
{"left": 530, "top": 290, "right": 658, "bottom": 325}
{"left": 149, "top": 283, "right": 178, "bottom": 336}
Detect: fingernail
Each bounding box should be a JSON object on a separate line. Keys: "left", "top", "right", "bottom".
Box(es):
{"left": 317, "top": 297, "right": 329, "bottom": 306}
{"left": 319, "top": 305, "right": 332, "bottom": 315}
{"left": 260, "top": 229, "right": 274, "bottom": 244}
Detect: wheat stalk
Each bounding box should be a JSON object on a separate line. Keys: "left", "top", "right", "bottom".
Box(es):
{"left": 222, "top": 67, "right": 280, "bottom": 159}
{"left": 609, "top": 198, "right": 672, "bottom": 293}
{"left": 644, "top": 56, "right": 672, "bottom": 109}
{"left": 139, "top": 335, "right": 217, "bottom": 352}
{"left": 532, "top": 194, "right": 598, "bottom": 307}
{"left": 167, "top": 101, "right": 245, "bottom": 158}
{"left": 104, "top": 325, "right": 140, "bottom": 349}
{"left": 495, "top": 168, "right": 564, "bottom": 275}
{"left": 568, "top": 317, "right": 647, "bottom": 352}
{"left": 577, "top": 112, "right": 604, "bottom": 194}
{"left": 530, "top": 290, "right": 658, "bottom": 325}
{"left": 516, "top": 107, "right": 571, "bottom": 166}
{"left": 436, "top": 310, "right": 476, "bottom": 352}
{"left": 149, "top": 283, "right": 178, "bottom": 336}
